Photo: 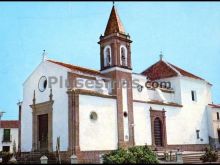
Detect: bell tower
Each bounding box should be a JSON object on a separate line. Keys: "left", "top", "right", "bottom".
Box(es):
{"left": 98, "top": 5, "right": 134, "bottom": 148}
{"left": 98, "top": 5, "right": 132, "bottom": 71}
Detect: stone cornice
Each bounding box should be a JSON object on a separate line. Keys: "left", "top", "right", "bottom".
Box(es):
{"left": 67, "top": 89, "right": 116, "bottom": 99}
{"left": 133, "top": 100, "right": 183, "bottom": 108}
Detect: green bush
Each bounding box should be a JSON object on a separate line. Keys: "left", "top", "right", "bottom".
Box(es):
{"left": 103, "top": 145, "right": 159, "bottom": 164}
{"left": 200, "top": 146, "right": 218, "bottom": 162}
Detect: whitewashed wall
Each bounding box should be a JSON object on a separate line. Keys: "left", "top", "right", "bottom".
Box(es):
{"left": 156, "top": 77, "right": 182, "bottom": 104}
{"left": 177, "top": 77, "right": 212, "bottom": 144}
{"left": 207, "top": 106, "right": 220, "bottom": 139}
{"left": 132, "top": 74, "right": 149, "bottom": 102}
{"left": 207, "top": 106, "right": 214, "bottom": 138}
{"left": 0, "top": 128, "right": 19, "bottom": 153}
{"left": 133, "top": 75, "right": 212, "bottom": 146}
{"left": 75, "top": 77, "right": 109, "bottom": 94}
{"left": 21, "top": 61, "right": 69, "bottom": 152}
{"left": 132, "top": 74, "right": 177, "bottom": 103}
{"left": 79, "top": 95, "right": 118, "bottom": 151}
{"left": 133, "top": 102, "right": 152, "bottom": 146}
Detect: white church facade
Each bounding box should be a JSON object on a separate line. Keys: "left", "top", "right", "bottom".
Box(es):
{"left": 19, "top": 5, "right": 220, "bottom": 161}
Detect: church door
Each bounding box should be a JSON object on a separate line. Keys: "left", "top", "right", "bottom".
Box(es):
{"left": 154, "top": 117, "right": 163, "bottom": 147}
{"left": 38, "top": 114, "right": 48, "bottom": 151}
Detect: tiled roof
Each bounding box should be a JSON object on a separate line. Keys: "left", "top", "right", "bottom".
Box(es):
{"left": 47, "top": 60, "right": 103, "bottom": 76}
{"left": 1, "top": 120, "right": 20, "bottom": 128}
{"left": 169, "top": 63, "right": 204, "bottom": 81}
{"left": 208, "top": 104, "right": 220, "bottom": 108}
{"left": 104, "top": 6, "right": 126, "bottom": 36}
{"left": 141, "top": 60, "right": 205, "bottom": 81}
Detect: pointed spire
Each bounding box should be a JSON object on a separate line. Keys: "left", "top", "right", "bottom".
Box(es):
{"left": 104, "top": 5, "right": 126, "bottom": 36}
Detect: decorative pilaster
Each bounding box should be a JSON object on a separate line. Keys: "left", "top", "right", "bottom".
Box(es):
{"left": 49, "top": 88, "right": 53, "bottom": 101}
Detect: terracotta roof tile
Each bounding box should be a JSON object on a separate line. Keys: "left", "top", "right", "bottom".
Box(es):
{"left": 1, "top": 120, "right": 20, "bottom": 128}
{"left": 168, "top": 63, "right": 204, "bottom": 81}
{"left": 141, "top": 60, "right": 178, "bottom": 80}
{"left": 47, "top": 60, "right": 103, "bottom": 76}
{"left": 141, "top": 60, "right": 205, "bottom": 81}
{"left": 104, "top": 6, "right": 126, "bottom": 36}
{"left": 208, "top": 104, "right": 220, "bottom": 108}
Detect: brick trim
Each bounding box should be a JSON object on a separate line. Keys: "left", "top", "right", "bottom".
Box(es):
{"left": 67, "top": 89, "right": 80, "bottom": 155}
{"left": 30, "top": 96, "right": 54, "bottom": 152}
{"left": 150, "top": 108, "right": 167, "bottom": 148}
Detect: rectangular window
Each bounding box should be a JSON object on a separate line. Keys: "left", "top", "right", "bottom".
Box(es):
{"left": 3, "top": 129, "right": 11, "bottom": 142}
{"left": 217, "top": 112, "right": 220, "bottom": 120}
{"left": 196, "top": 130, "right": 200, "bottom": 139}
{"left": 191, "top": 90, "right": 197, "bottom": 101}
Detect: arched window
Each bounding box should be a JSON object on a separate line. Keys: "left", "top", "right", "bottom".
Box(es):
{"left": 217, "top": 112, "right": 220, "bottom": 120}
{"left": 120, "top": 45, "right": 127, "bottom": 66}
{"left": 104, "top": 46, "right": 112, "bottom": 67}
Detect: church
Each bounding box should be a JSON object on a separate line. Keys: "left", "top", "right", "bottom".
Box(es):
{"left": 20, "top": 5, "right": 220, "bottom": 162}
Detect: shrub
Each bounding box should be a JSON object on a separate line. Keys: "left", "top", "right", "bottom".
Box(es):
{"left": 200, "top": 146, "right": 218, "bottom": 162}
{"left": 103, "top": 145, "right": 159, "bottom": 164}
{"left": 0, "top": 151, "right": 14, "bottom": 164}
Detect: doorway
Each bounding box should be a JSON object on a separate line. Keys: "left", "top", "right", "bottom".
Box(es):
{"left": 154, "top": 117, "right": 163, "bottom": 147}
{"left": 150, "top": 108, "right": 167, "bottom": 148}
{"left": 38, "top": 114, "right": 48, "bottom": 151}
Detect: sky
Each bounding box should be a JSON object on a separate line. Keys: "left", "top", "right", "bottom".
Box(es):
{"left": 0, "top": 2, "right": 220, "bottom": 120}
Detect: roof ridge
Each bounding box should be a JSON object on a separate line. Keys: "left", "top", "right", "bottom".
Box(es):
{"left": 141, "top": 59, "right": 207, "bottom": 82}
{"left": 163, "top": 60, "right": 182, "bottom": 76}
{"left": 47, "top": 59, "right": 100, "bottom": 74}
{"left": 168, "top": 62, "right": 204, "bottom": 80}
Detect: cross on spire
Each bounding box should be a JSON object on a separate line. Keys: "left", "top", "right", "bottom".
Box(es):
{"left": 159, "top": 51, "right": 163, "bottom": 61}
{"left": 42, "top": 49, "right": 47, "bottom": 62}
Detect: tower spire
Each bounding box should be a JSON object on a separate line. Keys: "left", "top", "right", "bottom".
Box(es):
{"left": 104, "top": 5, "right": 125, "bottom": 36}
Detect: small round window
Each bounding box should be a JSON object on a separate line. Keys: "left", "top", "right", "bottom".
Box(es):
{"left": 123, "top": 111, "right": 128, "bottom": 118}
{"left": 90, "top": 112, "right": 98, "bottom": 121}
{"left": 38, "top": 76, "right": 47, "bottom": 92}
